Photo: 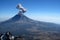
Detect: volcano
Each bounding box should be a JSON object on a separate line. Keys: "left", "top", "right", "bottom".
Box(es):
{"left": 0, "top": 13, "right": 60, "bottom": 40}
{"left": 0, "top": 14, "right": 60, "bottom": 33}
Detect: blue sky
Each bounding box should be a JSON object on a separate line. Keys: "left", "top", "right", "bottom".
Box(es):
{"left": 0, "top": 0, "right": 60, "bottom": 24}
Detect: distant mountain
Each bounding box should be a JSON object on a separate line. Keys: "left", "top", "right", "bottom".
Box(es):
{"left": 0, "top": 14, "right": 60, "bottom": 40}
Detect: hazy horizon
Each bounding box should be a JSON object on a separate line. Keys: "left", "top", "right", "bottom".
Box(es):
{"left": 0, "top": 0, "right": 60, "bottom": 24}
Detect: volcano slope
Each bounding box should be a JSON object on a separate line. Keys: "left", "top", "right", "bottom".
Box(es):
{"left": 0, "top": 14, "right": 60, "bottom": 40}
